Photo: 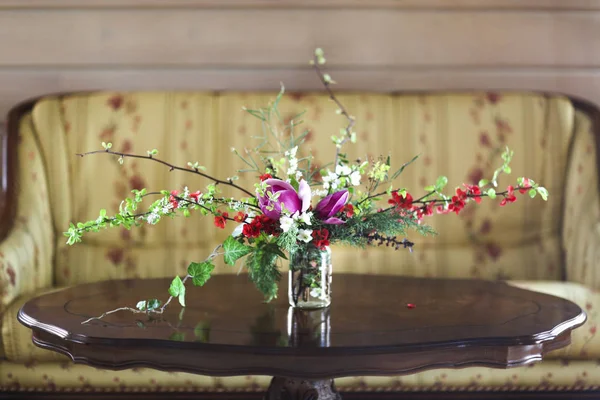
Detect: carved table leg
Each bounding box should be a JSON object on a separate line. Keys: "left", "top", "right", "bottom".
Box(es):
{"left": 265, "top": 376, "right": 342, "bottom": 400}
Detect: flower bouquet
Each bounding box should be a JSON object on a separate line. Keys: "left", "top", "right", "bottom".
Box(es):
{"left": 66, "top": 49, "right": 548, "bottom": 319}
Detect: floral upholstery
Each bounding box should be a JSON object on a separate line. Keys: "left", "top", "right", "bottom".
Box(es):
{"left": 27, "top": 92, "right": 574, "bottom": 287}
{"left": 563, "top": 108, "right": 600, "bottom": 289}
{"left": 1, "top": 91, "right": 599, "bottom": 392}
{"left": 0, "top": 114, "right": 54, "bottom": 314}
{"left": 1, "top": 360, "right": 599, "bottom": 393}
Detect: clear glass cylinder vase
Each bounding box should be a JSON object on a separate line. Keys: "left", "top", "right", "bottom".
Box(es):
{"left": 288, "top": 245, "right": 332, "bottom": 309}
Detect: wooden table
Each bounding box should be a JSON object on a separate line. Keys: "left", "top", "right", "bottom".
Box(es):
{"left": 18, "top": 275, "right": 586, "bottom": 400}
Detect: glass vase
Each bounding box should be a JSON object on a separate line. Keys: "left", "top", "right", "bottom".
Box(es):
{"left": 288, "top": 245, "right": 332, "bottom": 309}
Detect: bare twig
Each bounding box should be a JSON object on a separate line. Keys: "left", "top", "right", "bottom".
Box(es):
{"left": 312, "top": 56, "right": 356, "bottom": 168}
{"left": 81, "top": 245, "right": 223, "bottom": 324}
{"left": 77, "top": 149, "right": 254, "bottom": 197}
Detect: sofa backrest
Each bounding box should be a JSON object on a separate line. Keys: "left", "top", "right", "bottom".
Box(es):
{"left": 24, "top": 91, "right": 579, "bottom": 286}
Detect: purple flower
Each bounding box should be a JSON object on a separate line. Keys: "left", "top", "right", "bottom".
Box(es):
{"left": 315, "top": 190, "right": 349, "bottom": 224}
{"left": 257, "top": 179, "right": 311, "bottom": 220}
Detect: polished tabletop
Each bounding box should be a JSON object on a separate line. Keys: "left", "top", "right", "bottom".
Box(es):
{"left": 18, "top": 274, "right": 586, "bottom": 378}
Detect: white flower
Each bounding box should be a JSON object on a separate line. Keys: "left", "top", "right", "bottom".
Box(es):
{"left": 322, "top": 170, "right": 340, "bottom": 191}
{"left": 298, "top": 211, "right": 312, "bottom": 225}
{"left": 279, "top": 215, "right": 295, "bottom": 233}
{"left": 285, "top": 146, "right": 299, "bottom": 176}
{"left": 232, "top": 223, "right": 244, "bottom": 237}
{"left": 313, "top": 189, "right": 328, "bottom": 197}
{"left": 335, "top": 164, "right": 351, "bottom": 176}
{"left": 146, "top": 213, "right": 160, "bottom": 225}
{"left": 350, "top": 170, "right": 361, "bottom": 186}
{"left": 285, "top": 146, "right": 298, "bottom": 158}
{"left": 295, "top": 170, "right": 303, "bottom": 180}
{"left": 297, "top": 229, "right": 313, "bottom": 243}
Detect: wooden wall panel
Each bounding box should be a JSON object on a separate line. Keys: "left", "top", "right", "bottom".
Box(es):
{"left": 0, "top": 3, "right": 599, "bottom": 120}
{"left": 1, "top": 10, "right": 600, "bottom": 67}
{"left": 1, "top": 0, "right": 600, "bottom": 10}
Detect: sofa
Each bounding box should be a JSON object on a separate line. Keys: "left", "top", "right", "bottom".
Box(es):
{"left": 0, "top": 90, "right": 599, "bottom": 396}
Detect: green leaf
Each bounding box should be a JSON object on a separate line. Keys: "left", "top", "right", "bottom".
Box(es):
{"left": 435, "top": 176, "right": 448, "bottom": 190}
{"left": 487, "top": 188, "right": 497, "bottom": 199}
{"left": 169, "top": 332, "right": 186, "bottom": 341}
{"left": 223, "top": 236, "right": 252, "bottom": 266}
{"left": 478, "top": 179, "right": 489, "bottom": 187}
{"left": 136, "top": 300, "right": 147, "bottom": 311}
{"left": 537, "top": 186, "right": 549, "bottom": 201}
{"left": 503, "top": 166, "right": 512, "bottom": 174}
{"left": 169, "top": 276, "right": 184, "bottom": 297}
{"left": 188, "top": 261, "right": 215, "bottom": 286}
{"left": 264, "top": 243, "right": 287, "bottom": 259}
{"left": 391, "top": 154, "right": 420, "bottom": 180}
{"left": 178, "top": 285, "right": 186, "bottom": 307}
{"left": 246, "top": 246, "right": 281, "bottom": 302}
{"left": 529, "top": 188, "right": 537, "bottom": 198}
{"left": 147, "top": 299, "right": 161, "bottom": 310}
{"left": 194, "top": 322, "right": 211, "bottom": 343}
{"left": 424, "top": 185, "right": 435, "bottom": 192}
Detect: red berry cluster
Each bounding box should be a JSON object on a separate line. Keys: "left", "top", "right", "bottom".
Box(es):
{"left": 388, "top": 191, "right": 413, "bottom": 209}
{"left": 189, "top": 190, "right": 202, "bottom": 203}
{"left": 214, "top": 212, "right": 228, "bottom": 229}
{"left": 169, "top": 190, "right": 180, "bottom": 208}
{"left": 414, "top": 203, "right": 434, "bottom": 220}
{"left": 234, "top": 212, "right": 247, "bottom": 223}
{"left": 340, "top": 204, "right": 354, "bottom": 218}
{"left": 242, "top": 215, "right": 279, "bottom": 239}
{"left": 312, "top": 229, "right": 330, "bottom": 250}
{"left": 500, "top": 185, "right": 517, "bottom": 206}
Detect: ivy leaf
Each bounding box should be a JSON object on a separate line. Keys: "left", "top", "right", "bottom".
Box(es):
{"left": 194, "top": 322, "right": 211, "bottom": 343}
{"left": 137, "top": 298, "right": 161, "bottom": 311}
{"left": 178, "top": 285, "right": 186, "bottom": 307}
{"left": 147, "top": 299, "right": 161, "bottom": 311}
{"left": 169, "top": 332, "right": 186, "bottom": 341}
{"left": 169, "top": 276, "right": 184, "bottom": 297}
{"left": 223, "top": 236, "right": 252, "bottom": 266}
{"left": 188, "top": 261, "right": 215, "bottom": 287}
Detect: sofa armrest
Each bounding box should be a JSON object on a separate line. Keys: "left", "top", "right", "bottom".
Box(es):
{"left": 563, "top": 106, "right": 600, "bottom": 289}
{"left": 0, "top": 110, "right": 54, "bottom": 314}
